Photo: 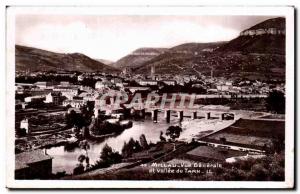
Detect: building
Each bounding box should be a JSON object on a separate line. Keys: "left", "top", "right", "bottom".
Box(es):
{"left": 122, "top": 67, "right": 132, "bottom": 75}
{"left": 125, "top": 86, "right": 151, "bottom": 93}
{"left": 138, "top": 80, "right": 158, "bottom": 86}
{"left": 59, "top": 81, "right": 70, "bottom": 87}
{"left": 77, "top": 75, "right": 84, "bottom": 81}
{"left": 216, "top": 85, "right": 231, "bottom": 92}
{"left": 24, "top": 95, "right": 46, "bottom": 103}
{"left": 34, "top": 81, "right": 57, "bottom": 89}
{"left": 20, "top": 118, "right": 30, "bottom": 134}
{"left": 62, "top": 97, "right": 85, "bottom": 108}
{"left": 111, "top": 78, "right": 122, "bottom": 84}
{"left": 44, "top": 92, "right": 64, "bottom": 105}
{"left": 53, "top": 86, "right": 79, "bottom": 100}
{"left": 151, "top": 65, "right": 155, "bottom": 77}
{"left": 162, "top": 80, "right": 177, "bottom": 86}
{"left": 15, "top": 150, "right": 52, "bottom": 179}
{"left": 95, "top": 81, "right": 114, "bottom": 90}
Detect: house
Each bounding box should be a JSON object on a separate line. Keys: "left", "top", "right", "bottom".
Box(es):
{"left": 216, "top": 85, "right": 231, "bottom": 92}
{"left": 95, "top": 81, "right": 114, "bottom": 90}
{"left": 125, "top": 86, "right": 151, "bottom": 93}
{"left": 53, "top": 86, "right": 79, "bottom": 100}
{"left": 77, "top": 75, "right": 84, "bottom": 81}
{"left": 79, "top": 92, "right": 99, "bottom": 102}
{"left": 138, "top": 80, "right": 158, "bottom": 86}
{"left": 34, "top": 81, "right": 57, "bottom": 89}
{"left": 59, "top": 81, "right": 70, "bottom": 87}
{"left": 162, "top": 80, "right": 177, "bottom": 86}
{"left": 44, "top": 92, "right": 64, "bottom": 105}
{"left": 20, "top": 118, "right": 30, "bottom": 134}
{"left": 62, "top": 97, "right": 85, "bottom": 108}
{"left": 24, "top": 95, "right": 46, "bottom": 103}
{"left": 111, "top": 78, "right": 122, "bottom": 84}
{"left": 15, "top": 149, "right": 52, "bottom": 179}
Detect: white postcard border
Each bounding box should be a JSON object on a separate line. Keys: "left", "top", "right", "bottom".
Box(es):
{"left": 6, "top": 5, "right": 294, "bottom": 189}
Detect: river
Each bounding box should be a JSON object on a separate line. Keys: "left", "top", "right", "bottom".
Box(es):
{"left": 46, "top": 111, "right": 236, "bottom": 174}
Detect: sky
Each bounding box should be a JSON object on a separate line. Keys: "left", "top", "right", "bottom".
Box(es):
{"left": 15, "top": 15, "right": 275, "bottom": 61}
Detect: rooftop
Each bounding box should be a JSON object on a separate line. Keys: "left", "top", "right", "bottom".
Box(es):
{"left": 15, "top": 150, "right": 52, "bottom": 170}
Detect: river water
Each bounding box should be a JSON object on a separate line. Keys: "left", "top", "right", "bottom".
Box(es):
{"left": 46, "top": 111, "right": 236, "bottom": 174}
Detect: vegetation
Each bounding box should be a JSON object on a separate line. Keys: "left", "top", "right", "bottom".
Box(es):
{"left": 65, "top": 110, "right": 86, "bottom": 129}
{"left": 16, "top": 128, "right": 27, "bottom": 137}
{"left": 166, "top": 126, "right": 183, "bottom": 151}
{"left": 266, "top": 90, "right": 285, "bottom": 114}
{"left": 74, "top": 153, "right": 284, "bottom": 181}
{"left": 91, "top": 120, "right": 123, "bottom": 136}
{"left": 121, "top": 138, "right": 143, "bottom": 158}
{"left": 73, "top": 155, "right": 86, "bottom": 175}
{"left": 92, "top": 144, "right": 122, "bottom": 169}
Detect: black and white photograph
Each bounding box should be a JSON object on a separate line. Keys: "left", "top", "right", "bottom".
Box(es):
{"left": 5, "top": 6, "right": 295, "bottom": 189}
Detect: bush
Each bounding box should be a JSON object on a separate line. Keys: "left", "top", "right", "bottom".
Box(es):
{"left": 16, "top": 128, "right": 27, "bottom": 137}
{"left": 99, "top": 144, "right": 122, "bottom": 167}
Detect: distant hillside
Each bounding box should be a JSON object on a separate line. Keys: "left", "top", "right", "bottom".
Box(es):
{"left": 170, "top": 42, "right": 226, "bottom": 53}
{"left": 16, "top": 45, "right": 119, "bottom": 73}
{"left": 94, "top": 58, "right": 114, "bottom": 66}
{"left": 133, "top": 17, "right": 286, "bottom": 80}
{"left": 113, "top": 47, "right": 167, "bottom": 69}
{"left": 245, "top": 17, "right": 285, "bottom": 31}
{"left": 217, "top": 17, "right": 285, "bottom": 54}
{"left": 216, "top": 35, "right": 285, "bottom": 54}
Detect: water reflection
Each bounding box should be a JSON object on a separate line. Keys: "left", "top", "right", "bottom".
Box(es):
{"left": 47, "top": 112, "right": 181, "bottom": 174}
{"left": 47, "top": 110, "right": 237, "bottom": 174}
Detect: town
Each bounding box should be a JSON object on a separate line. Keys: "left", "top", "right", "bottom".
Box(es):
{"left": 15, "top": 68, "right": 285, "bottom": 181}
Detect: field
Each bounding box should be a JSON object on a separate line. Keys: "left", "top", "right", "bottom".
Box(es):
{"left": 184, "top": 145, "right": 247, "bottom": 162}
{"left": 202, "top": 119, "right": 285, "bottom": 149}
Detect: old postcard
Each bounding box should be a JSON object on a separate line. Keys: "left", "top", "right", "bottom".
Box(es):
{"left": 6, "top": 6, "right": 294, "bottom": 189}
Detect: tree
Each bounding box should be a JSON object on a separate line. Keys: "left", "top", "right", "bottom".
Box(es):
{"left": 73, "top": 154, "right": 86, "bottom": 175}
{"left": 73, "top": 163, "right": 84, "bottom": 175}
{"left": 266, "top": 90, "right": 285, "bottom": 114}
{"left": 159, "top": 131, "right": 166, "bottom": 142}
{"left": 220, "top": 137, "right": 227, "bottom": 144}
{"left": 139, "top": 134, "right": 149, "bottom": 149}
{"left": 16, "top": 128, "right": 27, "bottom": 137}
{"left": 79, "top": 140, "right": 90, "bottom": 168}
{"left": 165, "top": 126, "right": 183, "bottom": 150}
{"left": 100, "top": 144, "right": 122, "bottom": 166}
{"left": 121, "top": 138, "right": 142, "bottom": 158}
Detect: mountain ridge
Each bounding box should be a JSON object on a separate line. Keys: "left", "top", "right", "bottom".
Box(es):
{"left": 15, "top": 45, "right": 119, "bottom": 73}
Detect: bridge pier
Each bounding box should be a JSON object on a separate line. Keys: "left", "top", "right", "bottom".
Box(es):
{"left": 192, "top": 111, "right": 197, "bottom": 119}
{"left": 177, "top": 111, "right": 183, "bottom": 122}
{"left": 205, "top": 112, "right": 211, "bottom": 120}
{"left": 151, "top": 109, "right": 158, "bottom": 123}
{"left": 164, "top": 110, "right": 171, "bottom": 123}
{"left": 220, "top": 113, "right": 225, "bottom": 121}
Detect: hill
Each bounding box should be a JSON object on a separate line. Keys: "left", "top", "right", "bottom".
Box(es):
{"left": 245, "top": 17, "right": 285, "bottom": 31}
{"left": 113, "top": 47, "right": 167, "bottom": 69}
{"left": 133, "top": 17, "right": 286, "bottom": 80}
{"left": 15, "top": 45, "right": 119, "bottom": 73}
{"left": 94, "top": 58, "right": 114, "bottom": 66}
{"left": 116, "top": 42, "right": 225, "bottom": 71}
{"left": 170, "top": 42, "right": 226, "bottom": 53}
{"left": 217, "top": 17, "right": 285, "bottom": 54}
